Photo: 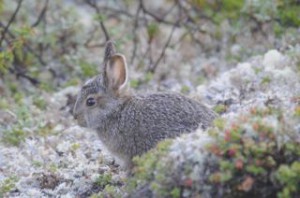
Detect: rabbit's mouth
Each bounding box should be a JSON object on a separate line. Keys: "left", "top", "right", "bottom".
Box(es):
{"left": 75, "top": 116, "right": 88, "bottom": 127}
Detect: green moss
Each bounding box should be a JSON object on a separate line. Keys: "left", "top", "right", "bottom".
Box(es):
{"left": 145, "top": 72, "right": 153, "bottom": 83}
{"left": 49, "top": 163, "right": 58, "bottom": 173}
{"left": 170, "top": 187, "right": 180, "bottom": 198}
{"left": 97, "top": 184, "right": 123, "bottom": 198}
{"left": 213, "top": 104, "right": 226, "bottom": 114}
{"left": 16, "top": 105, "right": 31, "bottom": 123}
{"left": 0, "top": 98, "right": 9, "bottom": 109}
{"left": 261, "top": 76, "right": 271, "bottom": 85}
{"left": 213, "top": 118, "right": 225, "bottom": 130}
{"left": 91, "top": 173, "right": 124, "bottom": 198}
{"left": 32, "top": 160, "right": 43, "bottom": 167}
{"left": 79, "top": 60, "right": 98, "bottom": 77}
{"left": 180, "top": 85, "right": 190, "bottom": 94}
{"left": 0, "top": 176, "right": 18, "bottom": 196}
{"left": 2, "top": 127, "right": 26, "bottom": 146}
{"left": 222, "top": 0, "right": 244, "bottom": 19}
{"left": 40, "top": 82, "right": 55, "bottom": 92}
{"left": 95, "top": 173, "right": 113, "bottom": 189}
{"left": 33, "top": 96, "right": 47, "bottom": 110}
{"left": 36, "top": 124, "right": 55, "bottom": 137}
{"left": 63, "top": 78, "right": 80, "bottom": 87}
{"left": 253, "top": 67, "right": 263, "bottom": 74}
{"left": 0, "top": 50, "right": 13, "bottom": 74}
{"left": 13, "top": 92, "right": 24, "bottom": 105}
{"left": 278, "top": 6, "right": 300, "bottom": 27}
{"left": 128, "top": 139, "right": 172, "bottom": 194}
{"left": 71, "top": 143, "right": 81, "bottom": 151}
{"left": 129, "top": 79, "right": 140, "bottom": 88}
{"left": 295, "top": 106, "right": 300, "bottom": 117}
{"left": 274, "top": 23, "right": 285, "bottom": 37}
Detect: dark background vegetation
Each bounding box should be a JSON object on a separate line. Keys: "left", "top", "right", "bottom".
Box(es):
{"left": 1, "top": 0, "right": 299, "bottom": 94}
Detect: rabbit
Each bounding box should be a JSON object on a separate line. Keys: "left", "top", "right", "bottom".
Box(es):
{"left": 73, "top": 41, "right": 217, "bottom": 169}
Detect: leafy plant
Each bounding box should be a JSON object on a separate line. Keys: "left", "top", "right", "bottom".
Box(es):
{"left": 95, "top": 173, "right": 113, "bottom": 189}
{"left": 208, "top": 107, "right": 300, "bottom": 197}
{"left": 2, "top": 126, "right": 26, "bottom": 146}
{"left": 0, "top": 176, "right": 18, "bottom": 196}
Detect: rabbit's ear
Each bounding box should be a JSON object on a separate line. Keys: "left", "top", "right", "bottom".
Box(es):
{"left": 105, "top": 54, "right": 128, "bottom": 91}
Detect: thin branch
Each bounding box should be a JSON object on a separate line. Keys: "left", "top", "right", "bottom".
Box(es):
{"left": 100, "top": 21, "right": 110, "bottom": 41}
{"left": 15, "top": 69, "right": 40, "bottom": 85}
{"left": 148, "top": 20, "right": 178, "bottom": 73}
{"left": 0, "top": 0, "right": 23, "bottom": 46}
{"left": 85, "top": 0, "right": 110, "bottom": 41}
{"left": 98, "top": 5, "right": 134, "bottom": 18}
{"left": 139, "top": 0, "right": 180, "bottom": 27}
{"left": 31, "top": 0, "right": 49, "bottom": 28}
{"left": 130, "top": 3, "right": 142, "bottom": 64}
{"left": 0, "top": 22, "right": 46, "bottom": 66}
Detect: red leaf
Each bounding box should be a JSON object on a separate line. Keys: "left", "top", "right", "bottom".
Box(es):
{"left": 235, "top": 159, "right": 243, "bottom": 170}
{"left": 238, "top": 176, "right": 254, "bottom": 192}
{"left": 228, "top": 148, "right": 236, "bottom": 157}
{"left": 224, "top": 130, "right": 231, "bottom": 141}
{"left": 183, "top": 178, "right": 193, "bottom": 187}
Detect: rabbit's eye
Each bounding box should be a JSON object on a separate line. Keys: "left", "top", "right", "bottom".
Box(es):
{"left": 86, "top": 98, "right": 96, "bottom": 106}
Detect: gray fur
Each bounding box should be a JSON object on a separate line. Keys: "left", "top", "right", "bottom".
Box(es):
{"left": 73, "top": 41, "right": 217, "bottom": 168}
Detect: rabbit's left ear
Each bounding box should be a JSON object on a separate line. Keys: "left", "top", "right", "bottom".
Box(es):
{"left": 105, "top": 53, "right": 128, "bottom": 91}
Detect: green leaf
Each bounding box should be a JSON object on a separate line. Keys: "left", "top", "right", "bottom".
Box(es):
{"left": 246, "top": 165, "right": 266, "bottom": 175}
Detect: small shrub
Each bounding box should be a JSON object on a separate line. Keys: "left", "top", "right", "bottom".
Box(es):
{"left": 213, "top": 104, "right": 227, "bottom": 114}
{"left": 95, "top": 173, "right": 113, "bottom": 189}
{"left": 33, "top": 96, "right": 47, "bottom": 110}
{"left": 0, "top": 176, "right": 18, "bottom": 196}
{"left": 2, "top": 126, "right": 26, "bottom": 146}
{"left": 208, "top": 107, "right": 300, "bottom": 197}
{"left": 79, "top": 60, "right": 98, "bottom": 77}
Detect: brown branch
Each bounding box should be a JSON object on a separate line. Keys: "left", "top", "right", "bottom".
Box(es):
{"left": 148, "top": 21, "right": 178, "bottom": 73}
{"left": 97, "top": 5, "right": 134, "bottom": 18}
{"left": 0, "top": 22, "right": 46, "bottom": 66}
{"left": 85, "top": 0, "right": 110, "bottom": 41}
{"left": 0, "top": 0, "right": 23, "bottom": 46}
{"left": 130, "top": 3, "right": 142, "bottom": 64}
{"left": 31, "top": 0, "right": 49, "bottom": 27}
{"left": 14, "top": 69, "right": 40, "bottom": 85}
{"left": 139, "top": 0, "right": 180, "bottom": 27}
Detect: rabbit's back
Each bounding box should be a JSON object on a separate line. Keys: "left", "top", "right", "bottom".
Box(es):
{"left": 127, "top": 93, "right": 215, "bottom": 132}
{"left": 102, "top": 93, "right": 216, "bottom": 163}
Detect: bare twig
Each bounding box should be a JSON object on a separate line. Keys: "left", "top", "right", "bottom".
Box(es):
{"left": 0, "top": 22, "right": 46, "bottom": 66}
{"left": 84, "top": 26, "right": 97, "bottom": 46}
{"left": 85, "top": 0, "right": 110, "bottom": 41}
{"left": 100, "top": 21, "right": 110, "bottom": 41}
{"left": 98, "top": 5, "right": 134, "bottom": 18}
{"left": 130, "top": 3, "right": 142, "bottom": 64}
{"left": 0, "top": 0, "right": 23, "bottom": 46}
{"left": 15, "top": 69, "right": 40, "bottom": 85}
{"left": 139, "top": 0, "right": 180, "bottom": 27}
{"left": 148, "top": 20, "right": 178, "bottom": 73}
{"left": 31, "top": 0, "right": 49, "bottom": 27}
